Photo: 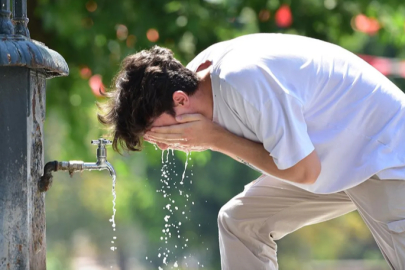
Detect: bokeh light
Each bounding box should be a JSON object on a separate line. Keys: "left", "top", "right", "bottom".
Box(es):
{"left": 275, "top": 5, "right": 292, "bottom": 28}
{"left": 94, "top": 35, "right": 106, "bottom": 47}
{"left": 80, "top": 66, "right": 92, "bottom": 79}
{"left": 85, "top": 1, "right": 97, "bottom": 12}
{"left": 258, "top": 9, "right": 271, "bottom": 22}
{"left": 176, "top": 16, "right": 188, "bottom": 27}
{"left": 108, "top": 40, "right": 120, "bottom": 54}
{"left": 81, "top": 18, "right": 94, "bottom": 28}
{"left": 69, "top": 94, "right": 82, "bottom": 107}
{"left": 126, "top": 34, "right": 137, "bottom": 48}
{"left": 116, "top": 24, "right": 128, "bottom": 41}
{"left": 352, "top": 14, "right": 380, "bottom": 35}
{"left": 324, "top": 0, "right": 337, "bottom": 10}
{"left": 146, "top": 28, "right": 159, "bottom": 42}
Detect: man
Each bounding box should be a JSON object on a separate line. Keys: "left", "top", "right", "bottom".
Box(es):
{"left": 98, "top": 33, "right": 405, "bottom": 269}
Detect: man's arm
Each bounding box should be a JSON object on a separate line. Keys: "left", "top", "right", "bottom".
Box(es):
{"left": 145, "top": 114, "right": 321, "bottom": 185}
{"left": 211, "top": 127, "right": 320, "bottom": 184}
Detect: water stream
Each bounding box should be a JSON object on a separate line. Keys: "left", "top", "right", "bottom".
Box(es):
{"left": 109, "top": 175, "right": 117, "bottom": 251}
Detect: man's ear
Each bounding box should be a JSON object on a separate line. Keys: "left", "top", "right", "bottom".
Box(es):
{"left": 173, "top": 91, "right": 189, "bottom": 107}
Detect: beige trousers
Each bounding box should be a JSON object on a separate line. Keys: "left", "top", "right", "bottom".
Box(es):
{"left": 218, "top": 175, "right": 405, "bottom": 270}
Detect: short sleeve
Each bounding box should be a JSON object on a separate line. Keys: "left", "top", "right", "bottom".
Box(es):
{"left": 218, "top": 53, "right": 315, "bottom": 170}
{"left": 255, "top": 91, "right": 314, "bottom": 170}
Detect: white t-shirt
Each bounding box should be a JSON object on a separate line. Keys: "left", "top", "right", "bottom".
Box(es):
{"left": 186, "top": 33, "right": 405, "bottom": 194}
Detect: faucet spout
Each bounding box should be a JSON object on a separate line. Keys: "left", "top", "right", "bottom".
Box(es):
{"left": 105, "top": 161, "right": 116, "bottom": 178}
{"left": 38, "top": 138, "right": 115, "bottom": 192}
{"left": 82, "top": 161, "right": 116, "bottom": 177}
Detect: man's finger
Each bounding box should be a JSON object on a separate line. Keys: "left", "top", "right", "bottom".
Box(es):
{"left": 156, "top": 142, "right": 169, "bottom": 150}
{"left": 175, "top": 113, "right": 203, "bottom": 123}
{"left": 151, "top": 123, "right": 188, "bottom": 133}
{"left": 144, "top": 136, "right": 157, "bottom": 143}
{"left": 146, "top": 131, "right": 186, "bottom": 141}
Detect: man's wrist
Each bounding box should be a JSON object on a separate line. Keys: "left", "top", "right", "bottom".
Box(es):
{"left": 209, "top": 125, "right": 231, "bottom": 152}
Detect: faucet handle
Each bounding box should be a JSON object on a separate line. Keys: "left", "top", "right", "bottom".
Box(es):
{"left": 92, "top": 138, "right": 111, "bottom": 163}
{"left": 91, "top": 138, "right": 112, "bottom": 146}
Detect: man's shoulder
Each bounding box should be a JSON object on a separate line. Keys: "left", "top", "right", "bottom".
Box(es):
{"left": 215, "top": 53, "right": 270, "bottom": 89}
{"left": 186, "top": 40, "right": 232, "bottom": 71}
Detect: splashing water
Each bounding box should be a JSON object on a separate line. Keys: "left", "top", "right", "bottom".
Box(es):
{"left": 149, "top": 150, "right": 198, "bottom": 269}
{"left": 109, "top": 175, "right": 117, "bottom": 252}
{"left": 180, "top": 152, "right": 189, "bottom": 185}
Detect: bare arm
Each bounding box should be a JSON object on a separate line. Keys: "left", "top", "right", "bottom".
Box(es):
{"left": 211, "top": 127, "right": 320, "bottom": 184}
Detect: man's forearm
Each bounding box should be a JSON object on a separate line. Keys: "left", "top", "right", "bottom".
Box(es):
{"left": 145, "top": 113, "right": 320, "bottom": 184}
{"left": 210, "top": 129, "right": 319, "bottom": 184}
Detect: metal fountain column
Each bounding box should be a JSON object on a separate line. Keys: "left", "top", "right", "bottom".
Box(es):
{"left": 0, "top": 0, "right": 68, "bottom": 269}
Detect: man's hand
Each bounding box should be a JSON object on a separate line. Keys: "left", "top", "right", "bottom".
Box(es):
{"left": 144, "top": 114, "right": 225, "bottom": 152}
{"left": 144, "top": 113, "right": 320, "bottom": 185}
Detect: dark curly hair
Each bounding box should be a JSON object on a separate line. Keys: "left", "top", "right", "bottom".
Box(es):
{"left": 98, "top": 46, "right": 199, "bottom": 152}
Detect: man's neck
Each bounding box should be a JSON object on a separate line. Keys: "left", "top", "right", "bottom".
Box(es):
{"left": 195, "top": 66, "right": 214, "bottom": 120}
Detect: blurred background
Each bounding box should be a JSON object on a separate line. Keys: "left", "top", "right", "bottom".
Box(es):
{"left": 29, "top": 0, "right": 405, "bottom": 269}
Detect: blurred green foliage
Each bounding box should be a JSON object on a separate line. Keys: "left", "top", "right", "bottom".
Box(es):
{"left": 29, "top": 0, "right": 405, "bottom": 269}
